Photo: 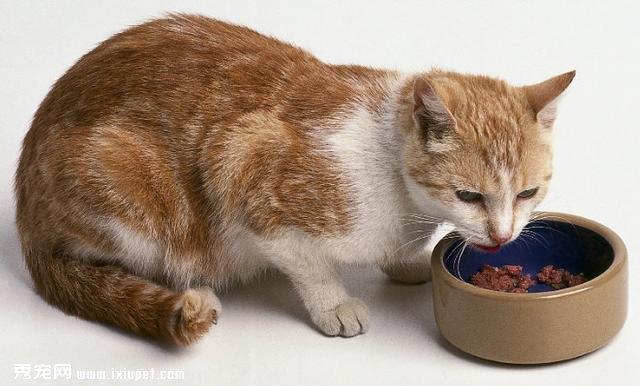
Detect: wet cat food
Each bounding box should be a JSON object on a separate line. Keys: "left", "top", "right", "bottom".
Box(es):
{"left": 469, "top": 264, "right": 536, "bottom": 293}
{"left": 469, "top": 264, "right": 586, "bottom": 293}
{"left": 536, "top": 265, "right": 587, "bottom": 289}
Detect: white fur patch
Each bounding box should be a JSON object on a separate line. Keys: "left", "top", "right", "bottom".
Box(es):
{"left": 105, "top": 219, "right": 163, "bottom": 277}
{"left": 108, "top": 220, "right": 160, "bottom": 260}
{"left": 494, "top": 168, "right": 515, "bottom": 240}
{"left": 320, "top": 75, "right": 421, "bottom": 263}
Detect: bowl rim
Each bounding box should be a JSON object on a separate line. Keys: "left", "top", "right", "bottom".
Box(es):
{"left": 431, "top": 211, "right": 627, "bottom": 301}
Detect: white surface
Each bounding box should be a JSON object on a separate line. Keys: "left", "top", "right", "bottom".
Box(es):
{"left": 1, "top": 1, "right": 638, "bottom": 385}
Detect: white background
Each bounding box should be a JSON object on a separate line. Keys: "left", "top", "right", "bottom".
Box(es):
{"left": 1, "top": 1, "right": 638, "bottom": 385}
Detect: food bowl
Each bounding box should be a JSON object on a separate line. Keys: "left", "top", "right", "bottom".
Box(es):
{"left": 430, "top": 212, "right": 628, "bottom": 364}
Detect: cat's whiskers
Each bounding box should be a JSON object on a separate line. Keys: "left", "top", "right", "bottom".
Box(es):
{"left": 391, "top": 231, "right": 433, "bottom": 258}
{"left": 530, "top": 213, "right": 577, "bottom": 229}
{"left": 444, "top": 239, "right": 464, "bottom": 266}
{"left": 514, "top": 231, "right": 534, "bottom": 254}
{"left": 520, "top": 229, "right": 549, "bottom": 248}
{"left": 400, "top": 219, "right": 440, "bottom": 227}
{"left": 439, "top": 233, "right": 460, "bottom": 241}
{"left": 404, "top": 228, "right": 434, "bottom": 236}
{"left": 444, "top": 234, "right": 468, "bottom": 266}
{"left": 525, "top": 224, "right": 566, "bottom": 237}
{"left": 525, "top": 215, "right": 573, "bottom": 247}
{"left": 402, "top": 213, "right": 444, "bottom": 222}
{"left": 456, "top": 241, "right": 471, "bottom": 280}
{"left": 399, "top": 213, "right": 443, "bottom": 227}
{"left": 452, "top": 236, "right": 472, "bottom": 280}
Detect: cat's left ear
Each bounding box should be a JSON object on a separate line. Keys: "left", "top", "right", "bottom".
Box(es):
{"left": 412, "top": 77, "right": 456, "bottom": 142}
{"left": 522, "top": 70, "right": 576, "bottom": 128}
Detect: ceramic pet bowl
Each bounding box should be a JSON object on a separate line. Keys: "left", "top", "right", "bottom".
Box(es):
{"left": 430, "top": 212, "right": 628, "bottom": 364}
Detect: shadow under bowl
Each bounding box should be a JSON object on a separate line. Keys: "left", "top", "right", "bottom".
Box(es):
{"left": 430, "top": 212, "right": 628, "bottom": 364}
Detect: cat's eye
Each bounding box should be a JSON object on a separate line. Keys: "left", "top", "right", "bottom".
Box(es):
{"left": 455, "top": 190, "right": 483, "bottom": 203}
{"left": 517, "top": 187, "right": 539, "bottom": 199}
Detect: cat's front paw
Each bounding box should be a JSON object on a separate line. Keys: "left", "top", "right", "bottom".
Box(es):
{"left": 310, "top": 298, "right": 369, "bottom": 337}
{"left": 382, "top": 261, "right": 432, "bottom": 284}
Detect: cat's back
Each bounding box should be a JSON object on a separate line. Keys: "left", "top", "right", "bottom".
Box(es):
{"left": 17, "top": 15, "right": 327, "bottom": 213}
{"left": 30, "top": 14, "right": 318, "bottom": 132}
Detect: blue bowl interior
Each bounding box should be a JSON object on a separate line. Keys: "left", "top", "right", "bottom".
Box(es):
{"left": 444, "top": 220, "right": 614, "bottom": 293}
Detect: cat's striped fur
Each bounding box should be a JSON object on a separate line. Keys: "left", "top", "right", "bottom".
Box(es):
{"left": 15, "top": 14, "right": 574, "bottom": 344}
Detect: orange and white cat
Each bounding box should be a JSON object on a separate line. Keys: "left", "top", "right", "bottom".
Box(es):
{"left": 15, "top": 14, "right": 574, "bottom": 344}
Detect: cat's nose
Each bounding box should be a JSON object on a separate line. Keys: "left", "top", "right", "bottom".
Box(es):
{"left": 489, "top": 231, "right": 512, "bottom": 245}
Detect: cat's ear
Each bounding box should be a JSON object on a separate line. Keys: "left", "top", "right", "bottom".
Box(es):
{"left": 412, "top": 77, "right": 456, "bottom": 144}
{"left": 522, "top": 70, "right": 576, "bottom": 128}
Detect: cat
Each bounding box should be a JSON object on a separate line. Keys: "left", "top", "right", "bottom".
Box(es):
{"left": 15, "top": 14, "right": 574, "bottom": 345}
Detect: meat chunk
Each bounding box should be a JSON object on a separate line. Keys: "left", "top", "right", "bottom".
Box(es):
{"left": 469, "top": 264, "right": 536, "bottom": 293}
{"left": 536, "top": 265, "right": 586, "bottom": 289}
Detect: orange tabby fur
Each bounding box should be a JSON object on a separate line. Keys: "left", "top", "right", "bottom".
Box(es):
{"left": 15, "top": 14, "right": 574, "bottom": 344}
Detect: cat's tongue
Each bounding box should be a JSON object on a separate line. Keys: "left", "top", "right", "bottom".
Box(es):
{"left": 474, "top": 244, "right": 501, "bottom": 253}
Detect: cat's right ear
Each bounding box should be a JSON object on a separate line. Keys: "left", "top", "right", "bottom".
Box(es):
{"left": 522, "top": 70, "right": 576, "bottom": 129}
{"left": 412, "top": 78, "right": 456, "bottom": 145}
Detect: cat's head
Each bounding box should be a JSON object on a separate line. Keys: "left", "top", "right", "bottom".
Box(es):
{"left": 402, "top": 70, "right": 575, "bottom": 250}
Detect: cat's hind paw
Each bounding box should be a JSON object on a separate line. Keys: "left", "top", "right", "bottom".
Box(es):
{"left": 169, "top": 288, "right": 221, "bottom": 345}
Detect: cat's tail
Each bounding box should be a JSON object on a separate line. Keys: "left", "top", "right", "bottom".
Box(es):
{"left": 23, "top": 247, "right": 220, "bottom": 345}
